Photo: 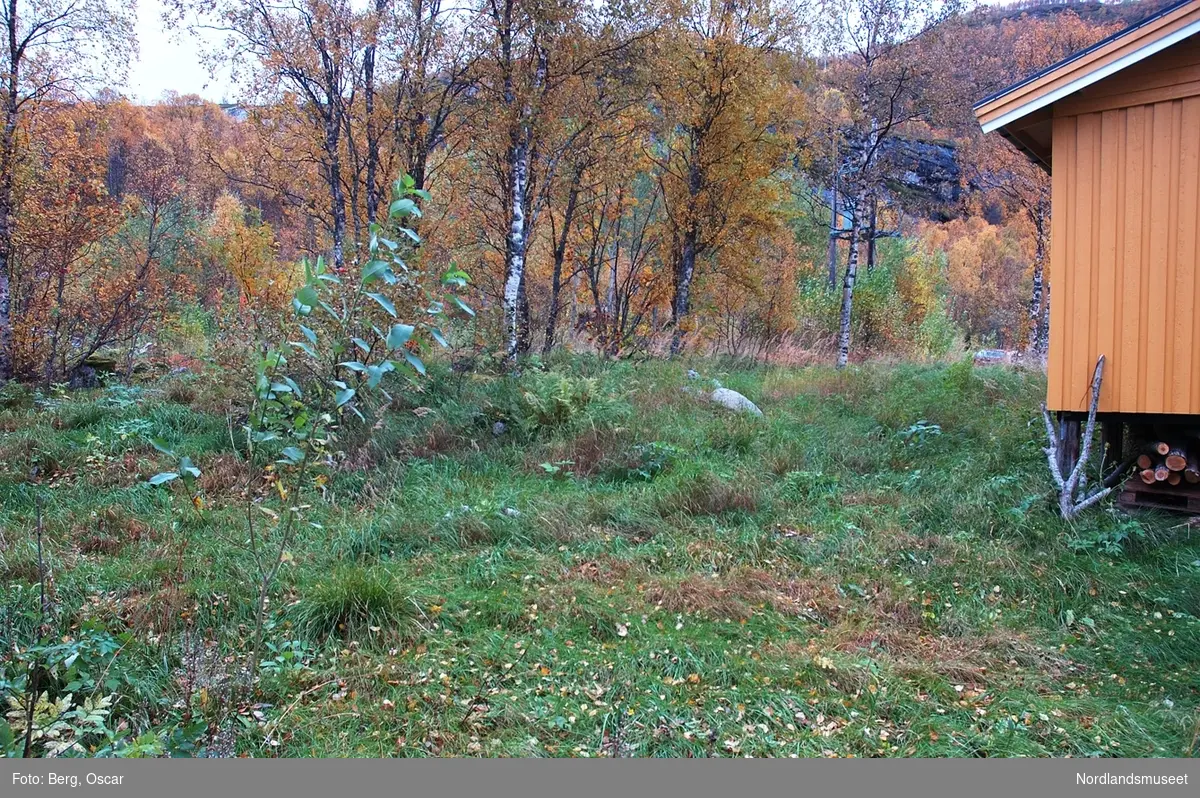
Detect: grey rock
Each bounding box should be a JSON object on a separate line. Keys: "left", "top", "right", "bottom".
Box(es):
{"left": 687, "top": 369, "right": 701, "bottom": 380}
{"left": 710, "top": 387, "right": 762, "bottom": 417}
{"left": 492, "top": 421, "right": 508, "bottom": 436}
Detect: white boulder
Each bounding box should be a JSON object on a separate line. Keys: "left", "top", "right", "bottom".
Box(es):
{"left": 710, "top": 387, "right": 762, "bottom": 417}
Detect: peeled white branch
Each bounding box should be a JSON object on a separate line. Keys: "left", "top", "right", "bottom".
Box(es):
{"left": 1041, "top": 355, "right": 1113, "bottom": 520}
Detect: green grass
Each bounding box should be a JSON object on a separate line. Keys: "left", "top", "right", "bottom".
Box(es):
{"left": 1, "top": 357, "right": 1197, "bottom": 758}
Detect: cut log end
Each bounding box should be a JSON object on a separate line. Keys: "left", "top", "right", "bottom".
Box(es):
{"left": 1167, "top": 471, "right": 1183, "bottom": 486}
{"left": 1140, "top": 468, "right": 1158, "bottom": 484}
{"left": 1185, "top": 468, "right": 1200, "bottom": 484}
{"left": 1136, "top": 453, "right": 1153, "bottom": 469}
{"left": 1154, "top": 465, "right": 1171, "bottom": 481}
{"left": 1155, "top": 441, "right": 1171, "bottom": 456}
{"left": 1166, "top": 447, "right": 1188, "bottom": 471}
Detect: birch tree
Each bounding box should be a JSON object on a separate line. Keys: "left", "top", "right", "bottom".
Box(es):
{"left": 821, "top": 0, "right": 954, "bottom": 369}
{"left": 469, "top": 0, "right": 651, "bottom": 363}
{"left": 649, "top": 0, "right": 799, "bottom": 355}
{"left": 181, "top": 0, "right": 361, "bottom": 268}
{"left": 0, "top": 0, "right": 134, "bottom": 381}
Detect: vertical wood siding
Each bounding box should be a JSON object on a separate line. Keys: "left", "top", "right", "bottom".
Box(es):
{"left": 1048, "top": 91, "right": 1200, "bottom": 413}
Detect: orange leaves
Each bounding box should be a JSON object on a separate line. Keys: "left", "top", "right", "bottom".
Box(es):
{"left": 208, "top": 192, "right": 288, "bottom": 305}
{"left": 922, "top": 215, "right": 1032, "bottom": 348}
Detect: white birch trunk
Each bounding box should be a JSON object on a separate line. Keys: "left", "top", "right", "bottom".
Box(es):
{"left": 503, "top": 147, "right": 529, "bottom": 362}
{"left": 835, "top": 206, "right": 861, "bottom": 370}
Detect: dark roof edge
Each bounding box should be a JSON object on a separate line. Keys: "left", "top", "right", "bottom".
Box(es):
{"left": 972, "top": 0, "right": 1195, "bottom": 110}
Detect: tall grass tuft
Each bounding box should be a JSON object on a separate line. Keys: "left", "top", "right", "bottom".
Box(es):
{"left": 290, "top": 566, "right": 413, "bottom": 641}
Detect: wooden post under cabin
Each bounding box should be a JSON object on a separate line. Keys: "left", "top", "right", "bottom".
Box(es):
{"left": 1058, "top": 415, "right": 1081, "bottom": 477}
{"left": 1100, "top": 420, "right": 1123, "bottom": 467}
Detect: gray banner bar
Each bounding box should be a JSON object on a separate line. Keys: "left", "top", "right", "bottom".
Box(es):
{"left": 1, "top": 759, "right": 1194, "bottom": 798}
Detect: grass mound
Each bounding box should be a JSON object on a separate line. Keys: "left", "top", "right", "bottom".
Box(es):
{"left": 290, "top": 566, "right": 413, "bottom": 641}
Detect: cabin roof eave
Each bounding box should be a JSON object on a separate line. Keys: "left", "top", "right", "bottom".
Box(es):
{"left": 974, "top": 0, "right": 1200, "bottom": 141}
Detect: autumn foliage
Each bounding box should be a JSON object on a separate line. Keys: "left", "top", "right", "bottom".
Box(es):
{"left": 0, "top": 0, "right": 1139, "bottom": 383}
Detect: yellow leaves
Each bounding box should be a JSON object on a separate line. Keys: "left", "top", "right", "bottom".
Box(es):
{"left": 208, "top": 192, "right": 286, "bottom": 305}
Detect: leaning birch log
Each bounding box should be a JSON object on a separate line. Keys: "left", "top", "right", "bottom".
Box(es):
{"left": 1040, "top": 356, "right": 1113, "bottom": 520}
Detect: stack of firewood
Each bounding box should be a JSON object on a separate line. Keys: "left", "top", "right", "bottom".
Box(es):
{"left": 1136, "top": 441, "right": 1200, "bottom": 485}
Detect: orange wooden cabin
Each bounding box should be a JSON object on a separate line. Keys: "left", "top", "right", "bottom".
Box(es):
{"left": 976, "top": 0, "right": 1200, "bottom": 508}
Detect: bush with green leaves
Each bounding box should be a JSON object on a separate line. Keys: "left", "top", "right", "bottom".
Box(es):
{"left": 0, "top": 625, "right": 179, "bottom": 758}
{"left": 615, "top": 441, "right": 681, "bottom": 483}
{"left": 149, "top": 175, "right": 469, "bottom": 678}
{"left": 512, "top": 371, "right": 628, "bottom": 435}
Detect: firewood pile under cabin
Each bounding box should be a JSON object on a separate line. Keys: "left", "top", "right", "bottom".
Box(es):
{"left": 1121, "top": 434, "right": 1200, "bottom": 511}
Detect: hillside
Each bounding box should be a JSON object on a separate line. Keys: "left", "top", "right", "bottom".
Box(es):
{"left": 971, "top": 0, "right": 1183, "bottom": 29}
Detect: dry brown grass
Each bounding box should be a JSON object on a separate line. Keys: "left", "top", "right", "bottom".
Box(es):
{"left": 641, "top": 567, "right": 845, "bottom": 623}
{"left": 120, "top": 585, "right": 192, "bottom": 635}
{"left": 163, "top": 378, "right": 198, "bottom": 405}
{"left": 765, "top": 443, "right": 809, "bottom": 476}
{"left": 534, "top": 504, "right": 599, "bottom": 544}
{"left": 824, "top": 625, "right": 1042, "bottom": 685}
{"left": 76, "top": 505, "right": 152, "bottom": 555}
{"left": 762, "top": 574, "right": 847, "bottom": 621}
{"left": 198, "top": 454, "right": 249, "bottom": 496}
{"left": 527, "top": 427, "right": 631, "bottom": 477}
{"left": 394, "top": 421, "right": 470, "bottom": 460}
{"left": 573, "top": 556, "right": 631, "bottom": 584}
{"left": 644, "top": 575, "right": 755, "bottom": 621}
{"left": 865, "top": 526, "right": 946, "bottom": 558}
{"left": 758, "top": 575, "right": 1065, "bottom": 685}
{"left": 657, "top": 472, "right": 758, "bottom": 517}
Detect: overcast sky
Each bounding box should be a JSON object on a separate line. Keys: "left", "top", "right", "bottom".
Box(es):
{"left": 127, "top": 0, "right": 236, "bottom": 103}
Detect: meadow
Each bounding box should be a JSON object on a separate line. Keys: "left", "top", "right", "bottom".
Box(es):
{"left": 0, "top": 358, "right": 1197, "bottom": 757}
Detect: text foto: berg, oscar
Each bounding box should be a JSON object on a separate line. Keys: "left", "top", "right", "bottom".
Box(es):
{"left": 13, "top": 773, "right": 125, "bottom": 787}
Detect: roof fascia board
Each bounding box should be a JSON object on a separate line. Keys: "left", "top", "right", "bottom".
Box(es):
{"left": 981, "top": 18, "right": 1200, "bottom": 133}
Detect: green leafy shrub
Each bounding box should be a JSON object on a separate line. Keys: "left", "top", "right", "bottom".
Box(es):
{"left": 0, "top": 381, "right": 35, "bottom": 410}
{"left": 512, "top": 371, "right": 628, "bottom": 435}
{"left": 0, "top": 625, "right": 159, "bottom": 757}
{"left": 611, "top": 441, "right": 681, "bottom": 482}
{"left": 1068, "top": 513, "right": 1150, "bottom": 556}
